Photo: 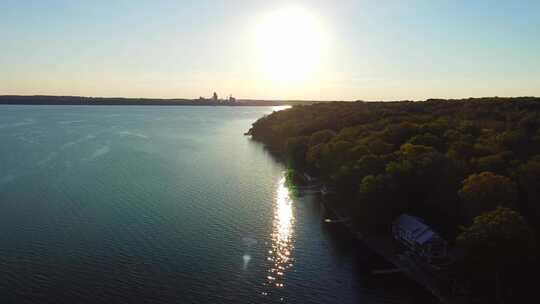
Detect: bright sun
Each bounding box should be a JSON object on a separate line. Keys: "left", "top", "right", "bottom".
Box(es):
{"left": 255, "top": 8, "right": 325, "bottom": 83}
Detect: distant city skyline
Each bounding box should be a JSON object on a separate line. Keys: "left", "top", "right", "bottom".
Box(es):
{"left": 1, "top": 0, "right": 539, "bottom": 101}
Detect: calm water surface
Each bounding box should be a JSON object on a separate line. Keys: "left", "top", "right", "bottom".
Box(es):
{"left": 0, "top": 105, "right": 429, "bottom": 303}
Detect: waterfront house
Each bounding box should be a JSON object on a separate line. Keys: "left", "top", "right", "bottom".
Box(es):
{"left": 392, "top": 214, "right": 448, "bottom": 263}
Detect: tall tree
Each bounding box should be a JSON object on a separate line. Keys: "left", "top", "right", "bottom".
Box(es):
{"left": 459, "top": 172, "right": 517, "bottom": 220}
{"left": 457, "top": 207, "right": 535, "bottom": 303}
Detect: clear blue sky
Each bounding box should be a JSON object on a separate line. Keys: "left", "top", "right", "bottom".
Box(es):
{"left": 1, "top": 0, "right": 539, "bottom": 100}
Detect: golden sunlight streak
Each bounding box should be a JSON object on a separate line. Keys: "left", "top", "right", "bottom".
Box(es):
{"left": 255, "top": 7, "right": 326, "bottom": 83}
{"left": 264, "top": 176, "right": 295, "bottom": 293}
{"left": 271, "top": 105, "right": 292, "bottom": 112}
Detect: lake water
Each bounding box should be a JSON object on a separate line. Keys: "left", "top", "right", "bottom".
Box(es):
{"left": 0, "top": 105, "right": 431, "bottom": 303}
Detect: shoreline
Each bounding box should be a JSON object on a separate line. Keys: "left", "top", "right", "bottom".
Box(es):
{"left": 284, "top": 166, "right": 463, "bottom": 304}
{"left": 0, "top": 101, "right": 291, "bottom": 107}
{"left": 322, "top": 199, "right": 461, "bottom": 304}
{"left": 0, "top": 95, "right": 311, "bottom": 107}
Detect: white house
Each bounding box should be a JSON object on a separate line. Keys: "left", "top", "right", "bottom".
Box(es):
{"left": 392, "top": 214, "right": 448, "bottom": 263}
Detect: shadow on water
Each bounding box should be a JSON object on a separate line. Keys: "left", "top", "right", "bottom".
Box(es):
{"left": 287, "top": 187, "right": 439, "bottom": 304}
{"left": 322, "top": 211, "right": 438, "bottom": 303}
{"left": 245, "top": 137, "right": 284, "bottom": 164}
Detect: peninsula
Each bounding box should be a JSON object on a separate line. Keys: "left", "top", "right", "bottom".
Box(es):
{"left": 247, "top": 97, "right": 540, "bottom": 303}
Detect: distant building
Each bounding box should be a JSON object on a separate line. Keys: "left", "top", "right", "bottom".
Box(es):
{"left": 212, "top": 92, "right": 218, "bottom": 102}
{"left": 392, "top": 214, "right": 448, "bottom": 263}
{"left": 228, "top": 94, "right": 236, "bottom": 103}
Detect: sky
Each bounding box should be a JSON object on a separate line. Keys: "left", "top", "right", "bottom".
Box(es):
{"left": 1, "top": 0, "right": 539, "bottom": 101}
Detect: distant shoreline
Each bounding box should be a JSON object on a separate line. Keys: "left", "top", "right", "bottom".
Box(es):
{"left": 2, "top": 95, "right": 538, "bottom": 107}
{"left": 0, "top": 95, "right": 314, "bottom": 106}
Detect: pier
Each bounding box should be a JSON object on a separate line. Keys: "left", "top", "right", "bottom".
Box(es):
{"left": 318, "top": 197, "right": 466, "bottom": 304}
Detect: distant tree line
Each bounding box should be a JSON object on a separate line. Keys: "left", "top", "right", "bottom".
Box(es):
{"left": 0, "top": 95, "right": 296, "bottom": 106}
{"left": 248, "top": 97, "right": 540, "bottom": 302}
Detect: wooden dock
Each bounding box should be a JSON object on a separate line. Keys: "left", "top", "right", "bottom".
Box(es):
{"left": 319, "top": 198, "right": 465, "bottom": 304}
{"left": 371, "top": 268, "right": 405, "bottom": 275}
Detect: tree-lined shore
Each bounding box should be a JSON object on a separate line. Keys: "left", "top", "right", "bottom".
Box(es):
{"left": 247, "top": 97, "right": 540, "bottom": 303}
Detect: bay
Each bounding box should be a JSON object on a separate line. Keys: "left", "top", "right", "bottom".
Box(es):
{"left": 0, "top": 105, "right": 430, "bottom": 303}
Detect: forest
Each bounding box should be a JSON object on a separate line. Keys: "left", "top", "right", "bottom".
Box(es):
{"left": 248, "top": 97, "right": 540, "bottom": 302}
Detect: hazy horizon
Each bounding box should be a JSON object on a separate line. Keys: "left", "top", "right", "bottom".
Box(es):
{"left": 1, "top": 0, "right": 539, "bottom": 101}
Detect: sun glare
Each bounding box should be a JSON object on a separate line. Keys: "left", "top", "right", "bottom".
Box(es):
{"left": 255, "top": 7, "right": 326, "bottom": 83}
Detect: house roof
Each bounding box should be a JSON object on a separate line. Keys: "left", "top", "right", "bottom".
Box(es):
{"left": 394, "top": 214, "right": 443, "bottom": 245}
{"left": 395, "top": 214, "right": 428, "bottom": 233}
{"left": 416, "top": 229, "right": 436, "bottom": 245}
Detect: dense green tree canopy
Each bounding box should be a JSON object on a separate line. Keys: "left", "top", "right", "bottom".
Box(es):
{"left": 459, "top": 171, "right": 518, "bottom": 219}
{"left": 248, "top": 98, "right": 540, "bottom": 234}
{"left": 457, "top": 207, "right": 535, "bottom": 268}
{"left": 248, "top": 98, "right": 540, "bottom": 301}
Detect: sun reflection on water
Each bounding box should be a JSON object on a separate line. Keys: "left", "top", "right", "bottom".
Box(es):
{"left": 271, "top": 105, "right": 292, "bottom": 112}
{"left": 264, "top": 176, "right": 295, "bottom": 292}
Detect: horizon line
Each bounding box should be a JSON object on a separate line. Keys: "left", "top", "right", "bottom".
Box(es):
{"left": 1, "top": 94, "right": 539, "bottom": 103}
